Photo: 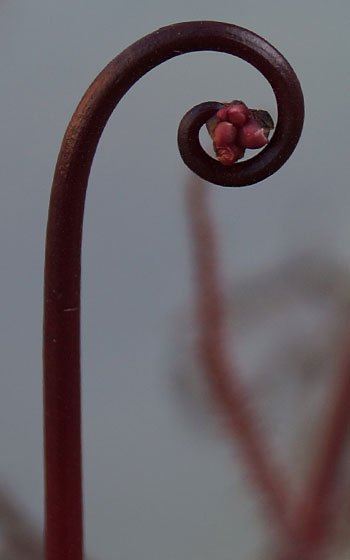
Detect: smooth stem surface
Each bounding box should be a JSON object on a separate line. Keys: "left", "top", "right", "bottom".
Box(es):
{"left": 44, "top": 21, "right": 303, "bottom": 559}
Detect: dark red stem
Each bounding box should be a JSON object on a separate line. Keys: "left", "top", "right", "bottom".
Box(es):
{"left": 43, "top": 21, "right": 304, "bottom": 560}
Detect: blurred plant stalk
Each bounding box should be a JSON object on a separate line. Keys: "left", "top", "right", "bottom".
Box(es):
{"left": 184, "top": 176, "right": 350, "bottom": 560}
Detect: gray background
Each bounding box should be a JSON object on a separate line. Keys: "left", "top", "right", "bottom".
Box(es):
{"left": 0, "top": 1, "right": 349, "bottom": 558}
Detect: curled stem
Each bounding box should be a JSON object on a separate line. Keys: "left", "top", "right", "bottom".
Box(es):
{"left": 43, "top": 21, "right": 304, "bottom": 560}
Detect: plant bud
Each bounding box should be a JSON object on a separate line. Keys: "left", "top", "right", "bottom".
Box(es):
{"left": 216, "top": 106, "right": 229, "bottom": 121}
{"left": 212, "top": 121, "right": 237, "bottom": 147}
{"left": 227, "top": 103, "right": 250, "bottom": 127}
{"left": 238, "top": 119, "right": 269, "bottom": 149}
{"left": 215, "top": 144, "right": 245, "bottom": 165}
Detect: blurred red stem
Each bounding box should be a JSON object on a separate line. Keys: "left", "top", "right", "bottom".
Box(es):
{"left": 187, "top": 178, "right": 349, "bottom": 559}
{"left": 186, "top": 177, "right": 294, "bottom": 537}
{"left": 295, "top": 340, "right": 350, "bottom": 553}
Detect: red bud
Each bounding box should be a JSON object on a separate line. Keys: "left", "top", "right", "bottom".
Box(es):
{"left": 215, "top": 144, "right": 245, "bottom": 165}
{"left": 238, "top": 119, "right": 269, "bottom": 149}
{"left": 227, "top": 103, "right": 250, "bottom": 127}
{"left": 212, "top": 122, "right": 237, "bottom": 147}
{"left": 216, "top": 106, "right": 229, "bottom": 121}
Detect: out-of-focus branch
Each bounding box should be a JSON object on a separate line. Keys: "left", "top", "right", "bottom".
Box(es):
{"left": 185, "top": 176, "right": 349, "bottom": 560}
{"left": 0, "top": 487, "right": 43, "bottom": 560}
{"left": 185, "top": 175, "right": 293, "bottom": 538}
{"left": 295, "top": 337, "right": 350, "bottom": 554}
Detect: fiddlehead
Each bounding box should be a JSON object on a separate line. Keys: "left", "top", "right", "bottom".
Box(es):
{"left": 43, "top": 21, "right": 304, "bottom": 560}
{"left": 175, "top": 23, "right": 304, "bottom": 186}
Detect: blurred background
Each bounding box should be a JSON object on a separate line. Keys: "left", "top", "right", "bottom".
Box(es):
{"left": 0, "top": 1, "right": 349, "bottom": 558}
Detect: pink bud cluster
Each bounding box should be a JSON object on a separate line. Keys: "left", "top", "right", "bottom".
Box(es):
{"left": 207, "top": 101, "right": 273, "bottom": 166}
